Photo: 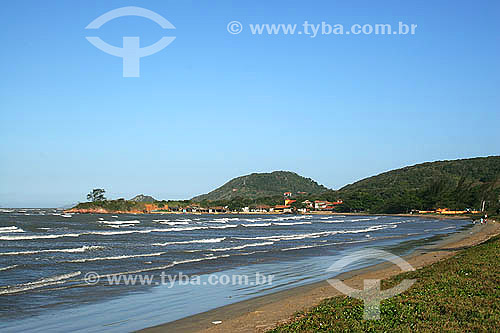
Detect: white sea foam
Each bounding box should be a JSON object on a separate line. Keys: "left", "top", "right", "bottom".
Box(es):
{"left": 0, "top": 271, "right": 81, "bottom": 295}
{"left": 340, "top": 224, "right": 396, "bottom": 234}
{"left": 209, "top": 225, "right": 238, "bottom": 229}
{"left": 210, "top": 217, "right": 241, "bottom": 223}
{"left": 211, "top": 218, "right": 228, "bottom": 223}
{"left": 98, "top": 220, "right": 141, "bottom": 225}
{"left": 0, "top": 226, "right": 211, "bottom": 240}
{"left": 152, "top": 237, "right": 226, "bottom": 246}
{"left": 209, "top": 242, "right": 274, "bottom": 252}
{"left": 272, "top": 221, "right": 312, "bottom": 226}
{"left": 88, "top": 226, "right": 209, "bottom": 236}
{"left": 88, "top": 230, "right": 146, "bottom": 236}
{"left": 234, "top": 225, "right": 394, "bottom": 243}
{"left": 237, "top": 250, "right": 269, "bottom": 256}
{"left": 320, "top": 216, "right": 346, "bottom": 219}
{"left": 0, "top": 245, "right": 104, "bottom": 256}
{"left": 281, "top": 244, "right": 319, "bottom": 251}
{"left": 108, "top": 224, "right": 137, "bottom": 228}
{"left": 0, "top": 233, "right": 81, "bottom": 241}
{"left": 68, "top": 252, "right": 165, "bottom": 263}
{"left": 347, "top": 217, "right": 380, "bottom": 222}
{"left": 319, "top": 220, "right": 346, "bottom": 224}
{"left": 241, "top": 223, "right": 272, "bottom": 227}
{"left": 235, "top": 232, "right": 329, "bottom": 242}
{"left": 0, "top": 265, "right": 18, "bottom": 271}
{"left": 270, "top": 215, "right": 309, "bottom": 222}
{"left": 165, "top": 226, "right": 210, "bottom": 232}
{"left": 275, "top": 233, "right": 325, "bottom": 240}
{"left": 172, "top": 254, "right": 231, "bottom": 265}
{"left": 243, "top": 218, "right": 265, "bottom": 222}
{"left": 387, "top": 219, "right": 414, "bottom": 226}
{"left": 0, "top": 226, "right": 25, "bottom": 233}
{"left": 435, "top": 226, "right": 455, "bottom": 231}
{"left": 318, "top": 218, "right": 346, "bottom": 223}
{"left": 159, "top": 221, "right": 190, "bottom": 226}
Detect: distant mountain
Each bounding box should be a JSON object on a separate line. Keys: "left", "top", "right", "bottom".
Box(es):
{"left": 192, "top": 171, "right": 329, "bottom": 201}
{"left": 336, "top": 156, "right": 500, "bottom": 213}
{"left": 130, "top": 194, "right": 156, "bottom": 203}
{"left": 58, "top": 202, "right": 79, "bottom": 210}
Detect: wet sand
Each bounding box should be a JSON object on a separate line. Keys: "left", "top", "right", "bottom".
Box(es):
{"left": 141, "top": 221, "right": 500, "bottom": 333}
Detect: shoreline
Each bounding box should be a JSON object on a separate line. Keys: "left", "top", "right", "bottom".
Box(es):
{"left": 64, "top": 209, "right": 478, "bottom": 220}
{"left": 141, "top": 220, "right": 500, "bottom": 333}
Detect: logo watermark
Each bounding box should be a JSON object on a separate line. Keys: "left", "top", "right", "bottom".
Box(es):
{"left": 326, "top": 248, "right": 416, "bottom": 320}
{"left": 84, "top": 271, "right": 274, "bottom": 288}
{"left": 227, "top": 21, "right": 417, "bottom": 38}
{"left": 227, "top": 21, "right": 243, "bottom": 35}
{"left": 85, "top": 6, "right": 176, "bottom": 77}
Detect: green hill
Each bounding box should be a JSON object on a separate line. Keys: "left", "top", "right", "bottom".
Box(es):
{"left": 192, "top": 171, "right": 329, "bottom": 201}
{"left": 335, "top": 156, "right": 500, "bottom": 214}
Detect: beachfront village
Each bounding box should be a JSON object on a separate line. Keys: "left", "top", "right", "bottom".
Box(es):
{"left": 175, "top": 198, "right": 345, "bottom": 214}
{"left": 147, "top": 194, "right": 344, "bottom": 214}
{"left": 150, "top": 192, "right": 481, "bottom": 216}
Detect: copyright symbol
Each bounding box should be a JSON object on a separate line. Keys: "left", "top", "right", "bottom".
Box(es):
{"left": 227, "top": 21, "right": 243, "bottom": 34}
{"left": 85, "top": 271, "right": 100, "bottom": 285}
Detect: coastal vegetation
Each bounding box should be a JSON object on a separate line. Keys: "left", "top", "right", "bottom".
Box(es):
{"left": 72, "top": 198, "right": 152, "bottom": 213}
{"left": 86, "top": 188, "right": 106, "bottom": 202}
{"left": 270, "top": 235, "right": 500, "bottom": 332}
{"left": 192, "top": 156, "right": 500, "bottom": 215}
{"left": 69, "top": 156, "right": 500, "bottom": 216}
{"left": 334, "top": 156, "right": 500, "bottom": 214}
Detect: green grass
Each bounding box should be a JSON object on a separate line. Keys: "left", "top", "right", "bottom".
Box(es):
{"left": 270, "top": 235, "right": 500, "bottom": 332}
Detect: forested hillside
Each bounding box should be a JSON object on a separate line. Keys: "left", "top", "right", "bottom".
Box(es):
{"left": 192, "top": 171, "right": 328, "bottom": 201}
{"left": 335, "top": 156, "right": 500, "bottom": 213}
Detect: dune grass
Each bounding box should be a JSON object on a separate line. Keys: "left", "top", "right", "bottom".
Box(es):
{"left": 270, "top": 235, "right": 500, "bottom": 332}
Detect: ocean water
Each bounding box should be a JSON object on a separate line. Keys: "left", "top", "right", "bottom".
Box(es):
{"left": 0, "top": 210, "right": 471, "bottom": 332}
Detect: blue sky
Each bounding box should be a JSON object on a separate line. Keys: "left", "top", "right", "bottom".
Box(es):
{"left": 1, "top": 0, "right": 499, "bottom": 207}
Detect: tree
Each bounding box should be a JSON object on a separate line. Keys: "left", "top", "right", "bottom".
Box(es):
{"left": 290, "top": 201, "right": 306, "bottom": 209}
{"left": 87, "top": 188, "right": 106, "bottom": 202}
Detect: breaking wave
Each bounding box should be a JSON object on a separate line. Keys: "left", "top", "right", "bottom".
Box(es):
{"left": 241, "top": 223, "right": 272, "bottom": 227}
{"left": 152, "top": 237, "right": 226, "bottom": 246}
{"left": 209, "top": 242, "right": 275, "bottom": 252}
{"left": 0, "top": 271, "right": 81, "bottom": 295}
{"left": 0, "top": 245, "right": 104, "bottom": 256}
{"left": 98, "top": 220, "right": 141, "bottom": 225}
{"left": 0, "top": 265, "right": 19, "bottom": 272}
{"left": 68, "top": 252, "right": 166, "bottom": 263}
{"left": 0, "top": 226, "right": 25, "bottom": 233}
{"left": 0, "top": 233, "right": 81, "bottom": 241}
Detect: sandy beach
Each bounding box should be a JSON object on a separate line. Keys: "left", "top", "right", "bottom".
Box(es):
{"left": 141, "top": 220, "right": 500, "bottom": 333}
